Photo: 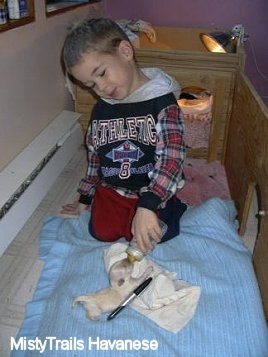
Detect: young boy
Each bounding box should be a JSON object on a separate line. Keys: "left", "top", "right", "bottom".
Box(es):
{"left": 61, "top": 17, "right": 186, "bottom": 253}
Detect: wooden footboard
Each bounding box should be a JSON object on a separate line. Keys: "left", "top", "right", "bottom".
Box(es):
{"left": 224, "top": 72, "right": 268, "bottom": 319}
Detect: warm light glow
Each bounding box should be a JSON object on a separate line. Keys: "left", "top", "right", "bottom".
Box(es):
{"left": 200, "top": 34, "right": 227, "bottom": 53}
{"left": 200, "top": 32, "right": 237, "bottom": 53}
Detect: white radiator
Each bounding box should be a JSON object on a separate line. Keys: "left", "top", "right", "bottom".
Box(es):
{"left": 0, "top": 110, "right": 84, "bottom": 256}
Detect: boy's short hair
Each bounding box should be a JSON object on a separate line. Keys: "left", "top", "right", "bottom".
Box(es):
{"left": 62, "top": 17, "right": 130, "bottom": 71}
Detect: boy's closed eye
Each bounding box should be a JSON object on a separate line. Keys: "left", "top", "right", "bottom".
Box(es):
{"left": 84, "top": 70, "right": 106, "bottom": 88}
{"left": 99, "top": 70, "right": 106, "bottom": 77}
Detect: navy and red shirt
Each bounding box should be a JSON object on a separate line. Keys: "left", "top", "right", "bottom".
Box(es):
{"left": 78, "top": 92, "right": 185, "bottom": 211}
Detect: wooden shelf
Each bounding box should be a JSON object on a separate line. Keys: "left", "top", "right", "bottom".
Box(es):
{"left": 0, "top": 1, "right": 35, "bottom": 33}
{"left": 46, "top": 0, "right": 101, "bottom": 17}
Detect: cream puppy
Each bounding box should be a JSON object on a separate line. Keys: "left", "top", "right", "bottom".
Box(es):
{"left": 72, "top": 258, "right": 152, "bottom": 320}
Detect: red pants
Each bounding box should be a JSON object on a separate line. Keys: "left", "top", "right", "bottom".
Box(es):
{"left": 89, "top": 184, "right": 186, "bottom": 242}
{"left": 89, "top": 184, "right": 137, "bottom": 242}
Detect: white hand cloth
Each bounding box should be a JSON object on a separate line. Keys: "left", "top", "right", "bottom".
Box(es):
{"left": 104, "top": 243, "right": 201, "bottom": 333}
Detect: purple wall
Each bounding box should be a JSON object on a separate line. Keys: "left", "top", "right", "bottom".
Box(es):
{"left": 106, "top": 0, "right": 268, "bottom": 105}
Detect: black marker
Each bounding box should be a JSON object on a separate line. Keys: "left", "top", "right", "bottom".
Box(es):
{"left": 107, "top": 277, "right": 153, "bottom": 321}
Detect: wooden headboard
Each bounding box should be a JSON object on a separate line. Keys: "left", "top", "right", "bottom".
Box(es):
{"left": 74, "top": 27, "right": 246, "bottom": 163}
{"left": 225, "top": 71, "right": 268, "bottom": 318}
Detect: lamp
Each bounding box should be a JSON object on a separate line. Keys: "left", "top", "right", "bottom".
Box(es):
{"left": 200, "top": 24, "right": 247, "bottom": 53}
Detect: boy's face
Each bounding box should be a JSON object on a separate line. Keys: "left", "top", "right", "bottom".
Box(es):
{"left": 71, "top": 41, "right": 139, "bottom": 100}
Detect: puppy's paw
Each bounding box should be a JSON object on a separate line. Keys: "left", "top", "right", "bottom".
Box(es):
{"left": 85, "top": 309, "right": 101, "bottom": 321}
{"left": 72, "top": 295, "right": 101, "bottom": 320}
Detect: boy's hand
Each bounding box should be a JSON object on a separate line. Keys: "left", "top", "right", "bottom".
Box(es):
{"left": 131, "top": 207, "right": 162, "bottom": 253}
{"left": 60, "top": 200, "right": 87, "bottom": 217}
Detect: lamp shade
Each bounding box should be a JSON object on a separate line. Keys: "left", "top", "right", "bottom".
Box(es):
{"left": 200, "top": 31, "right": 237, "bottom": 53}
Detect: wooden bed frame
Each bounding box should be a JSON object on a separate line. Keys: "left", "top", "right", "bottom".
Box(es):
{"left": 72, "top": 27, "right": 268, "bottom": 319}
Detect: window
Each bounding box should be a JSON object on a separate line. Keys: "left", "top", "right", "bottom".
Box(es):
{"left": 0, "top": 0, "right": 35, "bottom": 32}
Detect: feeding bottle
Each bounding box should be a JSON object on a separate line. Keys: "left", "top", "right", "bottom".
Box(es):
{"left": 126, "top": 219, "right": 168, "bottom": 263}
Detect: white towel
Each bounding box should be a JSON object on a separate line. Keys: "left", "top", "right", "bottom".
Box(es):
{"left": 104, "top": 243, "right": 201, "bottom": 333}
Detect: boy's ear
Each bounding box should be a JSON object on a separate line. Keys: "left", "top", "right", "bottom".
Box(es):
{"left": 118, "top": 40, "right": 134, "bottom": 59}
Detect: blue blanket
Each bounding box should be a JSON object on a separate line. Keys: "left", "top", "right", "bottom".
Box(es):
{"left": 11, "top": 199, "right": 268, "bottom": 356}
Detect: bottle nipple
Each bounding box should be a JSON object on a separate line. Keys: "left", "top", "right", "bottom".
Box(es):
{"left": 127, "top": 254, "right": 138, "bottom": 263}
{"left": 126, "top": 219, "right": 167, "bottom": 263}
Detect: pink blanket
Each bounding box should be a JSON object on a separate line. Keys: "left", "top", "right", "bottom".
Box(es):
{"left": 177, "top": 158, "right": 231, "bottom": 206}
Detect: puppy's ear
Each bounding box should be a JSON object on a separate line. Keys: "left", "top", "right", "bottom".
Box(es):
{"left": 117, "top": 278, "right": 125, "bottom": 287}
{"left": 109, "top": 259, "right": 133, "bottom": 283}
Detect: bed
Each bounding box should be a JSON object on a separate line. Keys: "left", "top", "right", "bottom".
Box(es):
{"left": 11, "top": 27, "right": 268, "bottom": 356}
